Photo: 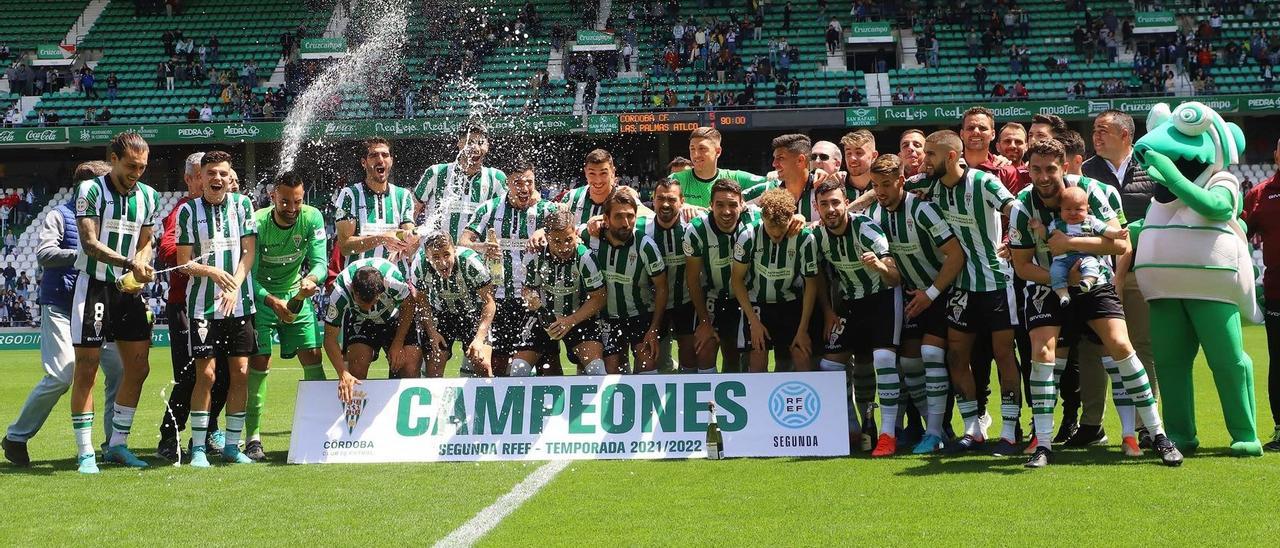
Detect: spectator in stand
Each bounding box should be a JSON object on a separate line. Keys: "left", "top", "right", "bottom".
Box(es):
{"left": 106, "top": 73, "right": 119, "bottom": 101}
{"left": 838, "top": 85, "right": 854, "bottom": 105}
{"left": 16, "top": 272, "right": 29, "bottom": 300}
{"left": 991, "top": 82, "right": 1008, "bottom": 101}
{"left": 82, "top": 70, "right": 98, "bottom": 99}
{"left": 186, "top": 105, "right": 199, "bottom": 122}
{"left": 1012, "top": 80, "right": 1029, "bottom": 100}
{"left": 199, "top": 103, "right": 213, "bottom": 122}
{"left": 788, "top": 77, "right": 800, "bottom": 106}
{"left": 904, "top": 85, "right": 917, "bottom": 104}
{"left": 826, "top": 18, "right": 842, "bottom": 54}
{"left": 81, "top": 108, "right": 94, "bottom": 126}
{"left": 95, "top": 107, "right": 112, "bottom": 124}
{"left": 974, "top": 63, "right": 988, "bottom": 94}
{"left": 783, "top": 1, "right": 792, "bottom": 31}
{"left": 207, "top": 36, "right": 220, "bottom": 63}
{"left": 163, "top": 30, "right": 176, "bottom": 56}
{"left": 775, "top": 79, "right": 787, "bottom": 106}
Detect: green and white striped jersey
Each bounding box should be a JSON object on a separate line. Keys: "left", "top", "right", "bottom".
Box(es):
{"left": 649, "top": 217, "right": 692, "bottom": 308}
{"left": 415, "top": 163, "right": 507, "bottom": 242}
{"left": 913, "top": 168, "right": 1016, "bottom": 292}
{"left": 322, "top": 258, "right": 411, "bottom": 327}
{"left": 743, "top": 173, "right": 821, "bottom": 222}
{"left": 683, "top": 209, "right": 761, "bottom": 299}
{"left": 582, "top": 223, "right": 666, "bottom": 319}
{"left": 73, "top": 175, "right": 160, "bottom": 283}
{"left": 560, "top": 185, "right": 610, "bottom": 226}
{"left": 670, "top": 168, "right": 769, "bottom": 208}
{"left": 333, "top": 182, "right": 416, "bottom": 264}
{"left": 524, "top": 244, "right": 605, "bottom": 318}
{"left": 1068, "top": 174, "right": 1127, "bottom": 225}
{"left": 732, "top": 223, "right": 819, "bottom": 303}
{"left": 465, "top": 196, "right": 555, "bottom": 299}
{"left": 865, "top": 193, "right": 956, "bottom": 291}
{"left": 844, "top": 175, "right": 874, "bottom": 203}
{"left": 410, "top": 247, "right": 492, "bottom": 316}
{"left": 812, "top": 212, "right": 892, "bottom": 300}
{"left": 176, "top": 193, "right": 258, "bottom": 320}
{"left": 1008, "top": 177, "right": 1119, "bottom": 284}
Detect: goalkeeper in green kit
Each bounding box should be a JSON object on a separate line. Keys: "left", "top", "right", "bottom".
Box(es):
{"left": 244, "top": 171, "right": 328, "bottom": 460}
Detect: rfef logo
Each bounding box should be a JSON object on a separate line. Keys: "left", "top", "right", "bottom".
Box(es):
{"left": 768, "top": 382, "right": 820, "bottom": 429}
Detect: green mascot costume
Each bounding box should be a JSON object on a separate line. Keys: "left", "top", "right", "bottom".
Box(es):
{"left": 1132, "top": 101, "right": 1264, "bottom": 457}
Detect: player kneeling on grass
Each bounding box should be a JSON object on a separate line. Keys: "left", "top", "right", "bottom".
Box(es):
{"left": 516, "top": 206, "right": 608, "bottom": 375}
{"left": 176, "top": 150, "right": 259, "bottom": 466}
{"left": 732, "top": 187, "right": 820, "bottom": 372}
{"left": 407, "top": 233, "right": 496, "bottom": 378}
{"left": 585, "top": 188, "right": 668, "bottom": 374}
{"left": 325, "top": 258, "right": 415, "bottom": 404}
{"left": 244, "top": 170, "right": 328, "bottom": 461}
{"left": 811, "top": 179, "right": 903, "bottom": 456}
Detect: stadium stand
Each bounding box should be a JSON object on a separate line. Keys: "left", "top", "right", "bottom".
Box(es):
{"left": 0, "top": 0, "right": 88, "bottom": 51}
{"left": 27, "top": 0, "right": 333, "bottom": 125}
{"left": 595, "top": 0, "right": 867, "bottom": 113}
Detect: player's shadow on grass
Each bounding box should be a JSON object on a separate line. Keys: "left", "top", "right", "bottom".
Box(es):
{"left": 0, "top": 456, "right": 81, "bottom": 476}
{"left": 893, "top": 446, "right": 1175, "bottom": 476}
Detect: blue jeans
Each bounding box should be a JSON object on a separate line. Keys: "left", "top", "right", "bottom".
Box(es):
{"left": 5, "top": 305, "right": 123, "bottom": 445}
{"left": 1050, "top": 253, "right": 1101, "bottom": 291}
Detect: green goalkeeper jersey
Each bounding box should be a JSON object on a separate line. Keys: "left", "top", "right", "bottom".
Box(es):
{"left": 252, "top": 204, "right": 329, "bottom": 300}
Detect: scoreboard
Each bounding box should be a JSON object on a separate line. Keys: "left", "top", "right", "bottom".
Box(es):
{"left": 618, "top": 112, "right": 703, "bottom": 133}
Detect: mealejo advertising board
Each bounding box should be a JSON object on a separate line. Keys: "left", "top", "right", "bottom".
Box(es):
{"left": 287, "top": 372, "right": 849, "bottom": 463}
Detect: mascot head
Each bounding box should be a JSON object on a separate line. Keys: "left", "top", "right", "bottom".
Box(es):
{"left": 1133, "top": 101, "right": 1245, "bottom": 190}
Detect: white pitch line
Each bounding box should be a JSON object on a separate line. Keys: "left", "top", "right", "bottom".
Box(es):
{"left": 434, "top": 460, "right": 569, "bottom": 547}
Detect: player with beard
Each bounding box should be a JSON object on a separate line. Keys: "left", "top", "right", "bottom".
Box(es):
{"left": 650, "top": 179, "right": 702, "bottom": 372}
{"left": 335, "top": 138, "right": 418, "bottom": 265}
{"left": 684, "top": 180, "right": 760, "bottom": 373}
{"left": 516, "top": 207, "right": 608, "bottom": 375}
{"left": 998, "top": 123, "right": 1029, "bottom": 169}
{"left": 866, "top": 154, "right": 967, "bottom": 453}
{"left": 810, "top": 180, "right": 902, "bottom": 455}
{"left": 460, "top": 159, "right": 554, "bottom": 376}
{"left": 243, "top": 170, "right": 327, "bottom": 460}
{"left": 415, "top": 124, "right": 508, "bottom": 243}
{"left": 1029, "top": 113, "right": 1068, "bottom": 143}
{"left": 406, "top": 234, "right": 496, "bottom": 378}
{"left": 69, "top": 133, "right": 159, "bottom": 472}
{"left": 583, "top": 188, "right": 668, "bottom": 373}
{"left": 839, "top": 130, "right": 879, "bottom": 202}
{"left": 912, "top": 130, "right": 1024, "bottom": 456}
{"left": 1009, "top": 139, "right": 1182, "bottom": 467}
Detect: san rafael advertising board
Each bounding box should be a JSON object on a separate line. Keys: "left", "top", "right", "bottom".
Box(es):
{"left": 287, "top": 372, "right": 849, "bottom": 463}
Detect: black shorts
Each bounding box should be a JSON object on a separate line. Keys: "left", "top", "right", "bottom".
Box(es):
{"left": 663, "top": 301, "right": 697, "bottom": 337}
{"left": 738, "top": 300, "right": 803, "bottom": 352}
{"left": 491, "top": 297, "right": 536, "bottom": 354}
{"left": 71, "top": 276, "right": 153, "bottom": 347}
{"left": 341, "top": 311, "right": 397, "bottom": 357}
{"left": 1024, "top": 282, "right": 1125, "bottom": 342}
{"left": 903, "top": 288, "right": 950, "bottom": 340}
{"left": 823, "top": 289, "right": 902, "bottom": 354}
{"left": 945, "top": 287, "right": 1019, "bottom": 333}
{"left": 602, "top": 312, "right": 653, "bottom": 357}
{"left": 434, "top": 310, "right": 479, "bottom": 345}
{"left": 708, "top": 297, "right": 741, "bottom": 344}
{"left": 513, "top": 314, "right": 602, "bottom": 353}
{"left": 190, "top": 315, "right": 258, "bottom": 359}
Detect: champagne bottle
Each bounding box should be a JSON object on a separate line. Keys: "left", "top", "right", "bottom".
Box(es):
{"left": 706, "top": 402, "right": 724, "bottom": 460}
{"left": 486, "top": 227, "right": 504, "bottom": 283}
{"left": 287, "top": 293, "right": 307, "bottom": 314}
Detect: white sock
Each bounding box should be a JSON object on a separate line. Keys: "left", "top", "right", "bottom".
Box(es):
{"left": 509, "top": 358, "right": 534, "bottom": 377}
{"left": 957, "top": 398, "right": 980, "bottom": 437}
{"left": 72, "top": 412, "right": 94, "bottom": 456}
{"left": 1115, "top": 353, "right": 1164, "bottom": 436}
{"left": 818, "top": 358, "right": 845, "bottom": 372}
{"left": 899, "top": 356, "right": 927, "bottom": 417}
{"left": 999, "top": 391, "right": 1021, "bottom": 442}
{"left": 108, "top": 403, "right": 135, "bottom": 448}
{"left": 583, "top": 359, "right": 606, "bottom": 376}
{"left": 191, "top": 411, "right": 210, "bottom": 449}
{"left": 1030, "top": 361, "right": 1057, "bottom": 447}
{"left": 1103, "top": 357, "right": 1136, "bottom": 436}
{"left": 873, "top": 349, "right": 899, "bottom": 437}
{"left": 225, "top": 412, "right": 245, "bottom": 450}
{"left": 921, "top": 345, "right": 948, "bottom": 437}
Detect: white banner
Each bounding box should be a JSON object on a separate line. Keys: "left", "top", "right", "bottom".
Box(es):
{"left": 287, "top": 372, "right": 849, "bottom": 463}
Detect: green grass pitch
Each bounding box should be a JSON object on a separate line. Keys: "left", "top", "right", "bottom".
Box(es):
{"left": 1, "top": 327, "right": 1278, "bottom": 544}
